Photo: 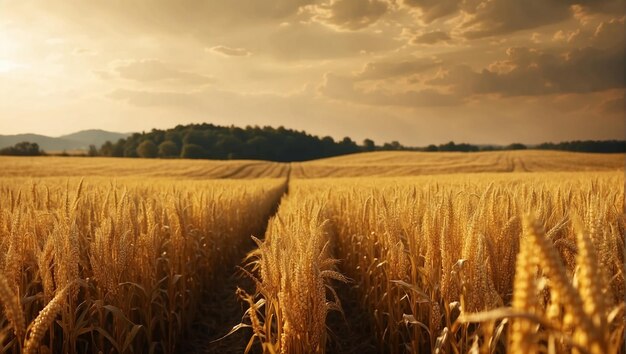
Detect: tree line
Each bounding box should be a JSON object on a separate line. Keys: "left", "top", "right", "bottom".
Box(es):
{"left": 0, "top": 142, "right": 44, "bottom": 156}
{"left": 98, "top": 124, "right": 369, "bottom": 161}
{"left": 1, "top": 124, "right": 624, "bottom": 159}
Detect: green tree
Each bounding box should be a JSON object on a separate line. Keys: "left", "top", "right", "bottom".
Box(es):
{"left": 0, "top": 141, "right": 43, "bottom": 156}
{"left": 136, "top": 140, "right": 158, "bottom": 158}
{"left": 112, "top": 139, "right": 126, "bottom": 157}
{"left": 181, "top": 144, "right": 206, "bottom": 159}
{"left": 362, "top": 139, "right": 376, "bottom": 152}
{"left": 158, "top": 141, "right": 179, "bottom": 158}
{"left": 506, "top": 143, "right": 527, "bottom": 150}
{"left": 88, "top": 145, "right": 99, "bottom": 157}
{"left": 100, "top": 141, "right": 114, "bottom": 156}
{"left": 244, "top": 136, "right": 270, "bottom": 159}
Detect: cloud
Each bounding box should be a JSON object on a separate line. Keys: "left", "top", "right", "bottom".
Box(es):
{"left": 3, "top": 0, "right": 624, "bottom": 145}
{"left": 22, "top": 0, "right": 318, "bottom": 34}
{"left": 356, "top": 57, "right": 440, "bottom": 80}
{"left": 311, "top": 0, "right": 390, "bottom": 30}
{"left": 107, "top": 89, "right": 202, "bottom": 107}
{"left": 72, "top": 48, "right": 97, "bottom": 56}
{"left": 113, "top": 59, "right": 213, "bottom": 86}
{"left": 265, "top": 22, "right": 400, "bottom": 60}
{"left": 599, "top": 95, "right": 625, "bottom": 114}
{"left": 319, "top": 72, "right": 459, "bottom": 107}
{"left": 208, "top": 45, "right": 251, "bottom": 57}
{"left": 431, "top": 45, "right": 625, "bottom": 96}
{"left": 402, "top": 0, "right": 460, "bottom": 23}
{"left": 592, "top": 17, "right": 626, "bottom": 48}
{"left": 411, "top": 30, "right": 451, "bottom": 44}
{"left": 458, "top": 0, "right": 623, "bottom": 39}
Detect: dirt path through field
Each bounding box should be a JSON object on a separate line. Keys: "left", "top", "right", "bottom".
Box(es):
{"left": 186, "top": 164, "right": 377, "bottom": 353}
{"left": 326, "top": 279, "right": 379, "bottom": 353}
{"left": 183, "top": 168, "right": 290, "bottom": 353}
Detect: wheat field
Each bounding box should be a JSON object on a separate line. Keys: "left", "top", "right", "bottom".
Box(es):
{"left": 0, "top": 151, "right": 624, "bottom": 353}
{"left": 292, "top": 150, "right": 624, "bottom": 177}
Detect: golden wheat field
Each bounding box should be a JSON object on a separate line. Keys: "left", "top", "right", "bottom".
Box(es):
{"left": 0, "top": 151, "right": 624, "bottom": 354}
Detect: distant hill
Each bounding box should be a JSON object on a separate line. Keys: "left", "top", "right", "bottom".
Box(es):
{"left": 59, "top": 129, "right": 130, "bottom": 147}
{"left": 0, "top": 129, "right": 130, "bottom": 151}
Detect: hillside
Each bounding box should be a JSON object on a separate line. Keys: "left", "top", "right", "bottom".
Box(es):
{"left": 59, "top": 129, "right": 129, "bottom": 147}
{"left": 0, "top": 134, "right": 79, "bottom": 151}
{"left": 0, "top": 129, "right": 129, "bottom": 151}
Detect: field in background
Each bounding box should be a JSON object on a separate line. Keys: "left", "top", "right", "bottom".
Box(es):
{"left": 0, "top": 150, "right": 623, "bottom": 353}
{"left": 1, "top": 150, "right": 623, "bottom": 179}
{"left": 293, "top": 150, "right": 624, "bottom": 177}
{"left": 0, "top": 156, "right": 288, "bottom": 179}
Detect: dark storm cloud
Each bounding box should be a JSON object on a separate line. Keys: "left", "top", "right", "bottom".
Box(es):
{"left": 432, "top": 45, "right": 625, "bottom": 96}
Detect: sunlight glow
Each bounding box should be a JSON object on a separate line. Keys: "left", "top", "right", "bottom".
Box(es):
{"left": 0, "top": 59, "right": 21, "bottom": 72}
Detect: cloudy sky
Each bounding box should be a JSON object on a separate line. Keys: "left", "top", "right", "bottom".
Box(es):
{"left": 0, "top": 0, "right": 624, "bottom": 145}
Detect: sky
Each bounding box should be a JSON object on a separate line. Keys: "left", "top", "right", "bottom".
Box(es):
{"left": 0, "top": 0, "right": 624, "bottom": 145}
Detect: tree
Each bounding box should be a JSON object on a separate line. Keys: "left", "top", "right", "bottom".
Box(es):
{"left": 88, "top": 145, "right": 99, "bottom": 157}
{"left": 439, "top": 141, "right": 456, "bottom": 152}
{"left": 390, "top": 141, "right": 402, "bottom": 150}
{"left": 362, "top": 139, "right": 376, "bottom": 152}
{"left": 137, "top": 140, "right": 158, "bottom": 158}
{"left": 100, "top": 141, "right": 114, "bottom": 156}
{"left": 506, "top": 143, "right": 527, "bottom": 150}
{"left": 183, "top": 130, "right": 204, "bottom": 146}
{"left": 244, "top": 136, "right": 270, "bottom": 159}
{"left": 425, "top": 144, "right": 438, "bottom": 152}
{"left": 112, "top": 139, "right": 126, "bottom": 157}
{"left": 215, "top": 136, "right": 243, "bottom": 159}
{"left": 0, "top": 141, "right": 43, "bottom": 156}
{"left": 158, "top": 141, "right": 179, "bottom": 158}
{"left": 181, "top": 144, "right": 206, "bottom": 159}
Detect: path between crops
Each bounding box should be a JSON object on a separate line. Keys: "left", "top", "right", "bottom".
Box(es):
{"left": 185, "top": 164, "right": 376, "bottom": 353}
{"left": 183, "top": 165, "right": 290, "bottom": 353}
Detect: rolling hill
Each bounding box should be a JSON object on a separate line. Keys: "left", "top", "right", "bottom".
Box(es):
{"left": 291, "top": 150, "right": 625, "bottom": 177}
{"left": 0, "top": 129, "right": 130, "bottom": 151}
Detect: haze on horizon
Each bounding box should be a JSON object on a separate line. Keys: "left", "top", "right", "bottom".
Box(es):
{"left": 0, "top": 0, "right": 624, "bottom": 146}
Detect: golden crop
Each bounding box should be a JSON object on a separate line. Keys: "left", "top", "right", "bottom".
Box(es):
{"left": 242, "top": 172, "right": 624, "bottom": 353}
{"left": 0, "top": 177, "right": 285, "bottom": 353}
{"left": 0, "top": 151, "right": 623, "bottom": 354}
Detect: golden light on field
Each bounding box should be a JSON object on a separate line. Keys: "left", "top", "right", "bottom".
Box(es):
{"left": 0, "top": 1, "right": 624, "bottom": 353}
{"left": 0, "top": 151, "right": 624, "bottom": 353}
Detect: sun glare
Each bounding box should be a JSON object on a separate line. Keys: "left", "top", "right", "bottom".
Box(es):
{"left": 0, "top": 59, "right": 21, "bottom": 73}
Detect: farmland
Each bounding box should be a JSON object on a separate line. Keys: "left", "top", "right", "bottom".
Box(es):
{"left": 0, "top": 150, "right": 623, "bottom": 353}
